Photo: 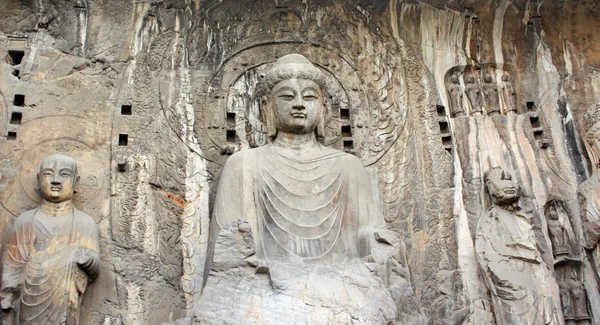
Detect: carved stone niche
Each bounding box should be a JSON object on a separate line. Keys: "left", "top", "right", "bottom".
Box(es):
{"left": 544, "top": 199, "right": 580, "bottom": 263}
{"left": 555, "top": 262, "right": 592, "bottom": 324}
{"left": 444, "top": 64, "right": 518, "bottom": 117}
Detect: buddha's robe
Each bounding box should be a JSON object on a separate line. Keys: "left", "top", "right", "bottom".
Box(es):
{"left": 475, "top": 207, "right": 563, "bottom": 325}
{"left": 211, "top": 143, "right": 383, "bottom": 264}
{"left": 1, "top": 207, "right": 100, "bottom": 325}
{"left": 196, "top": 144, "right": 397, "bottom": 325}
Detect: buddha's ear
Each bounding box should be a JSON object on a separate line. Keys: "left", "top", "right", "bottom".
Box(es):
{"left": 73, "top": 175, "right": 80, "bottom": 194}
{"left": 316, "top": 98, "right": 326, "bottom": 140}
{"left": 262, "top": 96, "right": 277, "bottom": 138}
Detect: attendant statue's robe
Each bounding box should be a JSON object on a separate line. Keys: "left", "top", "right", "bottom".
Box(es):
{"left": 197, "top": 144, "right": 400, "bottom": 324}
{"left": 1, "top": 207, "right": 100, "bottom": 325}
{"left": 475, "top": 207, "right": 563, "bottom": 325}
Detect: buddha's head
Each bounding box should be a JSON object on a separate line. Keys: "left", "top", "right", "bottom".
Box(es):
{"left": 262, "top": 54, "right": 326, "bottom": 139}
{"left": 38, "top": 154, "right": 79, "bottom": 203}
{"left": 484, "top": 167, "right": 520, "bottom": 206}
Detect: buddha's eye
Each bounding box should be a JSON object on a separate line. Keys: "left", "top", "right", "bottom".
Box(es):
{"left": 61, "top": 173, "right": 72, "bottom": 177}
{"left": 278, "top": 94, "right": 294, "bottom": 101}
{"left": 43, "top": 172, "right": 53, "bottom": 176}
{"left": 303, "top": 95, "right": 317, "bottom": 101}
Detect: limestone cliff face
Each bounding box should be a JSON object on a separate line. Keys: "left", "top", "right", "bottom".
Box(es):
{"left": 0, "top": 1, "right": 599, "bottom": 324}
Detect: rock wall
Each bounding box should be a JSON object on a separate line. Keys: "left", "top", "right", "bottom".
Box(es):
{"left": 0, "top": 0, "right": 599, "bottom": 324}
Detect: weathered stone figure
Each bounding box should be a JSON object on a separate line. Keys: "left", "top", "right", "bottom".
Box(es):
{"left": 545, "top": 203, "right": 571, "bottom": 260}
{"left": 1, "top": 154, "right": 100, "bottom": 325}
{"left": 482, "top": 73, "right": 500, "bottom": 116}
{"left": 501, "top": 73, "right": 518, "bottom": 114}
{"left": 465, "top": 74, "right": 483, "bottom": 115}
{"left": 475, "top": 168, "right": 563, "bottom": 325}
{"left": 448, "top": 73, "right": 464, "bottom": 117}
{"left": 196, "top": 54, "right": 414, "bottom": 324}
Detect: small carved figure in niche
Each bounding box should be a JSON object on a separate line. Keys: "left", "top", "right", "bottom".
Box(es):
{"left": 475, "top": 168, "right": 563, "bottom": 325}
{"left": 465, "top": 74, "right": 483, "bottom": 115}
{"left": 482, "top": 73, "right": 500, "bottom": 116}
{"left": 1, "top": 154, "right": 100, "bottom": 325}
{"left": 544, "top": 202, "right": 571, "bottom": 260}
{"left": 501, "top": 73, "right": 517, "bottom": 115}
{"left": 448, "top": 74, "right": 464, "bottom": 117}
{"left": 558, "top": 266, "right": 591, "bottom": 322}
{"left": 196, "top": 54, "right": 420, "bottom": 324}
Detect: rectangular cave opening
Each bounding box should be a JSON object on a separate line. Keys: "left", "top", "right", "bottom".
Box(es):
{"left": 7, "top": 131, "right": 17, "bottom": 141}
{"left": 227, "top": 112, "right": 236, "bottom": 124}
{"left": 340, "top": 108, "right": 350, "bottom": 120}
{"left": 439, "top": 121, "right": 450, "bottom": 134}
{"left": 226, "top": 130, "right": 236, "bottom": 143}
{"left": 121, "top": 105, "right": 132, "bottom": 115}
{"left": 10, "top": 112, "right": 22, "bottom": 125}
{"left": 533, "top": 130, "right": 543, "bottom": 141}
{"left": 343, "top": 140, "right": 354, "bottom": 151}
{"left": 526, "top": 101, "right": 536, "bottom": 111}
{"left": 437, "top": 105, "right": 446, "bottom": 117}
{"left": 442, "top": 135, "right": 453, "bottom": 146}
{"left": 8, "top": 50, "right": 24, "bottom": 65}
{"left": 118, "top": 134, "right": 128, "bottom": 146}
{"left": 341, "top": 125, "right": 352, "bottom": 137}
{"left": 530, "top": 116, "right": 540, "bottom": 128}
{"left": 117, "top": 162, "right": 127, "bottom": 172}
{"left": 13, "top": 94, "right": 25, "bottom": 107}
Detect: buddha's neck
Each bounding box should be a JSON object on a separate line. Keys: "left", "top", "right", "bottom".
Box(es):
{"left": 273, "top": 131, "right": 318, "bottom": 150}
{"left": 40, "top": 200, "right": 73, "bottom": 216}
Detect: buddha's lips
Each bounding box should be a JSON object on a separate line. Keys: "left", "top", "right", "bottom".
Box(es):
{"left": 291, "top": 113, "right": 306, "bottom": 118}
{"left": 50, "top": 186, "right": 61, "bottom": 191}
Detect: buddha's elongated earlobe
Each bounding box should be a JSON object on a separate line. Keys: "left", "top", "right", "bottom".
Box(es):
{"left": 316, "top": 97, "right": 326, "bottom": 140}
{"left": 262, "top": 96, "right": 277, "bottom": 138}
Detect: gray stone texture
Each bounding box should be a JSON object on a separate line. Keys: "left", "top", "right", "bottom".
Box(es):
{"left": 0, "top": 1, "right": 599, "bottom": 324}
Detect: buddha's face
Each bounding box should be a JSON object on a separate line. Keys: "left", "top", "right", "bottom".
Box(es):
{"left": 485, "top": 169, "right": 519, "bottom": 205}
{"left": 272, "top": 78, "right": 323, "bottom": 135}
{"left": 38, "top": 156, "right": 78, "bottom": 203}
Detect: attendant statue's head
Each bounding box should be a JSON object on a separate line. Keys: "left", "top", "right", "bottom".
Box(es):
{"left": 484, "top": 167, "right": 520, "bottom": 207}
{"left": 38, "top": 154, "right": 80, "bottom": 203}
{"left": 262, "top": 54, "right": 327, "bottom": 141}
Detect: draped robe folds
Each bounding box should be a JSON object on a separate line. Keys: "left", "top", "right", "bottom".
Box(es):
{"left": 475, "top": 207, "right": 563, "bottom": 325}
{"left": 211, "top": 143, "right": 383, "bottom": 264}
{"left": 1, "top": 207, "right": 100, "bottom": 325}
{"left": 197, "top": 144, "right": 398, "bottom": 324}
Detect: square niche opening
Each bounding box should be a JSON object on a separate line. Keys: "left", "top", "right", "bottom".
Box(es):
{"left": 8, "top": 50, "right": 24, "bottom": 65}
{"left": 341, "top": 125, "right": 352, "bottom": 137}
{"left": 340, "top": 108, "right": 350, "bottom": 120}
{"left": 13, "top": 94, "right": 25, "bottom": 107}
{"left": 343, "top": 140, "right": 354, "bottom": 150}
{"left": 526, "top": 101, "right": 536, "bottom": 111}
{"left": 7, "top": 132, "right": 17, "bottom": 141}
{"left": 118, "top": 134, "right": 128, "bottom": 146}
{"left": 439, "top": 121, "right": 450, "bottom": 134}
{"left": 10, "top": 112, "right": 22, "bottom": 125}
{"left": 442, "top": 135, "right": 452, "bottom": 146}
{"left": 226, "top": 130, "right": 236, "bottom": 143}
{"left": 121, "top": 105, "right": 132, "bottom": 115}
{"left": 437, "top": 105, "right": 446, "bottom": 117}
{"left": 227, "top": 112, "right": 236, "bottom": 124}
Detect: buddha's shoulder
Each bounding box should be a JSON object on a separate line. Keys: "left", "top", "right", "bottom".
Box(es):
{"left": 74, "top": 208, "right": 98, "bottom": 227}
{"left": 13, "top": 209, "right": 37, "bottom": 226}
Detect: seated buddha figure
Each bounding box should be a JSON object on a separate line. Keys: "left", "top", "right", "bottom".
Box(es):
{"left": 195, "top": 54, "right": 413, "bottom": 325}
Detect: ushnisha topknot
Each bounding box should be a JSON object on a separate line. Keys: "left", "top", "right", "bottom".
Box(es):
{"left": 264, "top": 54, "right": 326, "bottom": 91}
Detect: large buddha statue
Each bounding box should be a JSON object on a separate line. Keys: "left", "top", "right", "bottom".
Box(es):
{"left": 195, "top": 54, "right": 417, "bottom": 324}
{"left": 1, "top": 154, "right": 100, "bottom": 325}
{"left": 475, "top": 168, "right": 563, "bottom": 325}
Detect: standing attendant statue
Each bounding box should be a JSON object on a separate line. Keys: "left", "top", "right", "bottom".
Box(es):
{"left": 501, "top": 74, "right": 518, "bottom": 115}
{"left": 482, "top": 73, "right": 500, "bottom": 116}
{"left": 1, "top": 154, "right": 100, "bottom": 325}
{"left": 448, "top": 74, "right": 464, "bottom": 117}
{"left": 475, "top": 168, "right": 563, "bottom": 325}
{"left": 465, "top": 74, "right": 483, "bottom": 115}
{"left": 195, "top": 54, "right": 415, "bottom": 324}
